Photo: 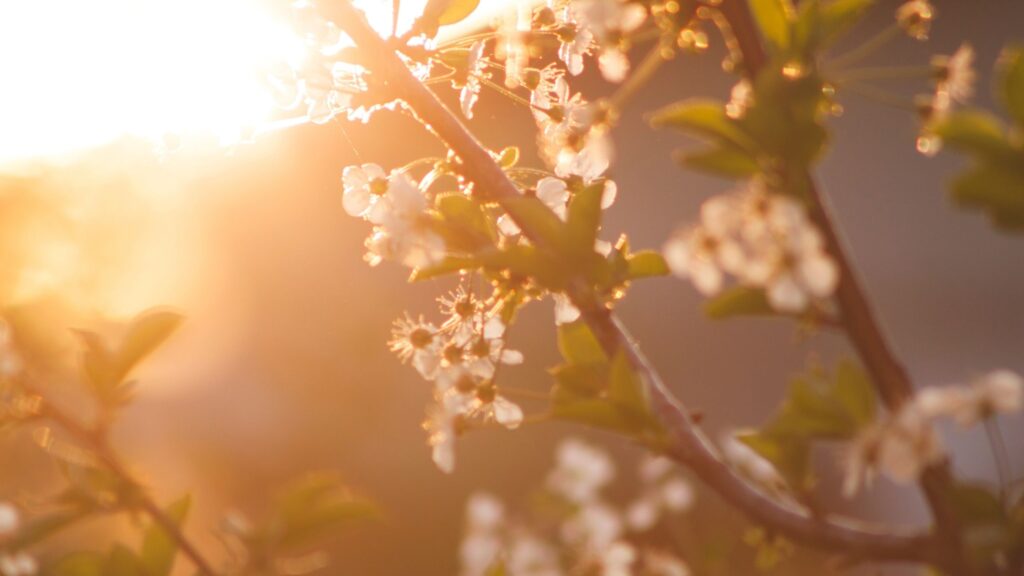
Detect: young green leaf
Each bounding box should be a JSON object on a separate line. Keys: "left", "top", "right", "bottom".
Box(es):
{"left": 607, "top": 350, "right": 649, "bottom": 420}
{"left": 931, "top": 110, "right": 1014, "bottom": 160}
{"left": 141, "top": 495, "right": 192, "bottom": 576}
{"left": 675, "top": 145, "right": 760, "bottom": 179}
{"left": 749, "top": 0, "right": 794, "bottom": 52}
{"left": 556, "top": 321, "right": 607, "bottom": 365}
{"left": 650, "top": 99, "right": 758, "bottom": 152}
{"left": 565, "top": 182, "right": 605, "bottom": 257}
{"left": 703, "top": 286, "right": 773, "bottom": 319}
{"left": 999, "top": 46, "right": 1024, "bottom": 127}
{"left": 625, "top": 251, "right": 670, "bottom": 280}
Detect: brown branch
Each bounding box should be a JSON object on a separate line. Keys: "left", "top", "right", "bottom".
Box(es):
{"left": 713, "top": 1, "right": 970, "bottom": 573}
{"left": 333, "top": 1, "right": 935, "bottom": 564}
{"left": 19, "top": 378, "right": 217, "bottom": 576}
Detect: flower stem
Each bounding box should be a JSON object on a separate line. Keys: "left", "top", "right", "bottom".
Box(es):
{"left": 829, "top": 24, "right": 903, "bottom": 70}
{"left": 984, "top": 418, "right": 1012, "bottom": 505}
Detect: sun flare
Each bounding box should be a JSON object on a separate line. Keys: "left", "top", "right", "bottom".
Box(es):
{"left": 0, "top": 0, "right": 507, "bottom": 165}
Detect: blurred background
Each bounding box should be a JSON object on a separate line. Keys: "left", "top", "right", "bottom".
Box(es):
{"left": 0, "top": 0, "right": 1021, "bottom": 574}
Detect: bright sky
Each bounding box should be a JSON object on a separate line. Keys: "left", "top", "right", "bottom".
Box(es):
{"left": 0, "top": 0, "right": 510, "bottom": 164}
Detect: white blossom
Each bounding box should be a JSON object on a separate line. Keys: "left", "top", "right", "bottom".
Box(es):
{"left": 389, "top": 314, "right": 442, "bottom": 380}
{"left": 571, "top": 0, "right": 647, "bottom": 82}
{"left": 626, "top": 456, "right": 694, "bottom": 531}
{"left": 425, "top": 391, "right": 470, "bottom": 473}
{"left": 341, "top": 163, "right": 388, "bottom": 218}
{"left": 468, "top": 387, "right": 525, "bottom": 430}
{"left": 547, "top": 438, "right": 615, "bottom": 504}
{"left": 507, "top": 532, "right": 563, "bottom": 576}
{"left": 664, "top": 185, "right": 838, "bottom": 313}
{"left": 0, "top": 503, "right": 19, "bottom": 540}
{"left": 642, "top": 549, "right": 690, "bottom": 576}
{"left": 560, "top": 502, "right": 622, "bottom": 552}
{"left": 843, "top": 401, "right": 944, "bottom": 496}
{"left": 933, "top": 43, "right": 975, "bottom": 104}
{"left": 358, "top": 171, "right": 447, "bottom": 269}
{"left": 0, "top": 553, "right": 36, "bottom": 576}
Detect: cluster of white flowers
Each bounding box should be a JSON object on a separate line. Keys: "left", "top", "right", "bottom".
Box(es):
{"left": 663, "top": 184, "right": 839, "bottom": 313}
{"left": 460, "top": 440, "right": 692, "bottom": 576}
{"left": 0, "top": 503, "right": 36, "bottom": 576}
{"left": 917, "top": 42, "right": 975, "bottom": 155}
{"left": 625, "top": 456, "right": 695, "bottom": 531}
{"left": 388, "top": 287, "right": 525, "bottom": 473}
{"left": 460, "top": 493, "right": 562, "bottom": 576}
{"left": 843, "top": 370, "right": 1022, "bottom": 496}
{"left": 537, "top": 0, "right": 647, "bottom": 83}
{"left": 341, "top": 163, "right": 447, "bottom": 269}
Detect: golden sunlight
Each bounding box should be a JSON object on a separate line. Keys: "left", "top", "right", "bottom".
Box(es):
{"left": 0, "top": 0, "right": 509, "bottom": 165}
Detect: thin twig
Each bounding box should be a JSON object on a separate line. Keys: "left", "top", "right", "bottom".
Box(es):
{"left": 333, "top": 1, "right": 935, "bottom": 564}
{"left": 19, "top": 378, "right": 217, "bottom": 576}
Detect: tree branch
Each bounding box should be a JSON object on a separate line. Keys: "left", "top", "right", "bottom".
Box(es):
{"left": 333, "top": 1, "right": 936, "bottom": 564}
{"left": 714, "top": 1, "right": 970, "bottom": 573}
{"left": 19, "top": 378, "right": 218, "bottom": 576}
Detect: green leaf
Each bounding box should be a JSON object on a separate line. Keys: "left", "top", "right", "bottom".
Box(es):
{"left": 703, "top": 286, "right": 773, "bottom": 319}
{"left": 607, "top": 350, "right": 649, "bottom": 420}
{"left": 749, "top": 0, "right": 793, "bottom": 51}
{"left": 931, "top": 111, "right": 1014, "bottom": 160}
{"left": 556, "top": 321, "right": 607, "bottom": 365}
{"left": 106, "top": 545, "right": 145, "bottom": 576}
{"left": 437, "top": 0, "right": 480, "bottom": 25}
{"left": 675, "top": 145, "right": 760, "bottom": 178}
{"left": 550, "top": 387, "right": 636, "bottom": 431}
{"left": 834, "top": 360, "right": 876, "bottom": 427}
{"left": 51, "top": 552, "right": 106, "bottom": 576}
{"left": 999, "top": 46, "right": 1024, "bottom": 127}
{"left": 649, "top": 99, "right": 758, "bottom": 152}
{"left": 765, "top": 362, "right": 877, "bottom": 442}
{"left": 550, "top": 363, "right": 608, "bottom": 396}
{"left": 736, "top": 430, "right": 809, "bottom": 490}
{"left": 141, "top": 495, "right": 191, "bottom": 576}
{"left": 497, "top": 146, "right": 520, "bottom": 168}
{"left": 565, "top": 182, "right": 605, "bottom": 257}
{"left": 738, "top": 69, "right": 830, "bottom": 168}
{"left": 118, "top": 310, "right": 184, "bottom": 380}
{"left": 435, "top": 192, "right": 495, "bottom": 251}
{"left": 480, "top": 245, "right": 567, "bottom": 288}
{"left": 500, "top": 195, "right": 567, "bottom": 250}
{"left": 274, "top": 473, "right": 379, "bottom": 551}
{"left": 625, "top": 251, "right": 669, "bottom": 279}
{"left": 951, "top": 164, "right": 1024, "bottom": 231}
{"left": 820, "top": 0, "right": 874, "bottom": 40}
{"left": 946, "top": 483, "right": 1016, "bottom": 562}
{"left": 799, "top": 0, "right": 875, "bottom": 51}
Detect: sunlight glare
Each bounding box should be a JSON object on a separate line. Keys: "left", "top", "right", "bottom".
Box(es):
{"left": 0, "top": 0, "right": 510, "bottom": 164}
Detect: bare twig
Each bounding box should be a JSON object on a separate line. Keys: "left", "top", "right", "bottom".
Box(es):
{"left": 713, "top": 1, "right": 970, "bottom": 573}
{"left": 333, "top": 1, "right": 935, "bottom": 564}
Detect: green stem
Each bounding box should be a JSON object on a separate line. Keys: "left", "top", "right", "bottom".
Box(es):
{"left": 834, "top": 65, "right": 933, "bottom": 83}
{"left": 984, "top": 418, "right": 1012, "bottom": 505}
{"left": 829, "top": 24, "right": 903, "bottom": 69}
